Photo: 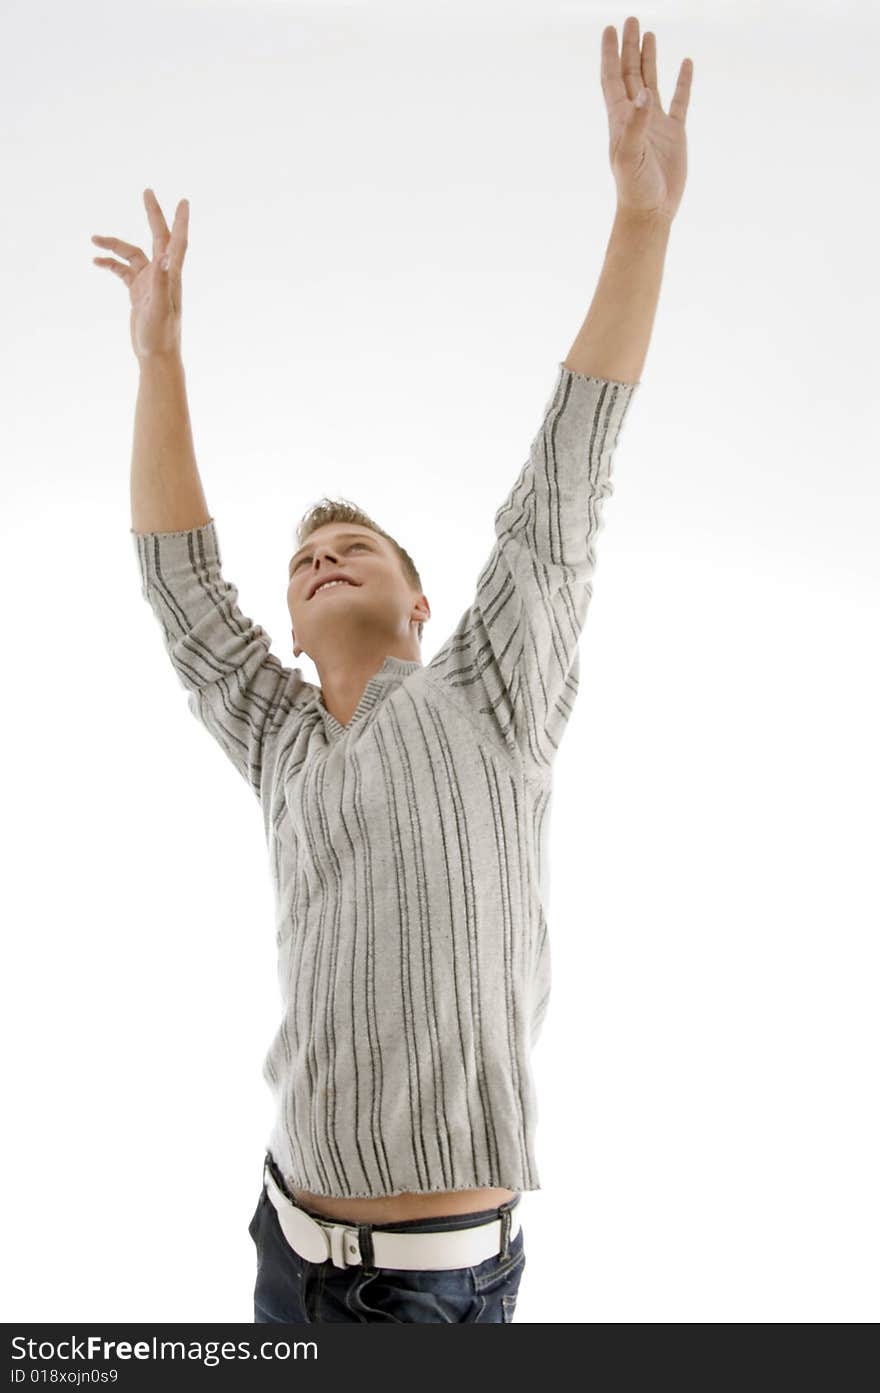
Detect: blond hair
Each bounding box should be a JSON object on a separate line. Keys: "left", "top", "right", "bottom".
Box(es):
{"left": 294, "top": 497, "right": 425, "bottom": 643}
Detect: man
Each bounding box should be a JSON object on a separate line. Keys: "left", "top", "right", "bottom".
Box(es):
{"left": 98, "top": 17, "right": 692, "bottom": 1322}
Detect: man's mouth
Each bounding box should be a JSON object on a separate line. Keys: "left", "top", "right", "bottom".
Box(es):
{"left": 312, "top": 579, "right": 357, "bottom": 597}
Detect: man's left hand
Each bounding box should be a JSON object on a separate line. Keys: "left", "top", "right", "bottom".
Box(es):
{"left": 601, "top": 15, "right": 693, "bottom": 224}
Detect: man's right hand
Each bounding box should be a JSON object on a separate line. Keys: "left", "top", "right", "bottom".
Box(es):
{"left": 92, "top": 188, "right": 189, "bottom": 363}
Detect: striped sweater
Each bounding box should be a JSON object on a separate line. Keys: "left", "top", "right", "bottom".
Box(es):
{"left": 131, "top": 362, "right": 638, "bottom": 1198}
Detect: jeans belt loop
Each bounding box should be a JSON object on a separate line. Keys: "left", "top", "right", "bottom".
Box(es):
{"left": 499, "top": 1205, "right": 512, "bottom": 1258}
{"left": 357, "top": 1222, "right": 376, "bottom": 1271}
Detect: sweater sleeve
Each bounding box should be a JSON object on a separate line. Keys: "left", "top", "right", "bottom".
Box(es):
{"left": 131, "top": 518, "right": 314, "bottom": 809}
{"left": 425, "top": 362, "right": 638, "bottom": 781}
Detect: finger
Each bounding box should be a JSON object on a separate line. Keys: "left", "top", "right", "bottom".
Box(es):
{"left": 166, "top": 198, "right": 189, "bottom": 274}
{"left": 92, "top": 256, "right": 135, "bottom": 287}
{"left": 668, "top": 57, "right": 693, "bottom": 124}
{"left": 619, "top": 15, "right": 644, "bottom": 103}
{"left": 600, "top": 25, "right": 627, "bottom": 111}
{"left": 641, "top": 30, "right": 664, "bottom": 115}
{"left": 91, "top": 234, "right": 148, "bottom": 270}
{"left": 143, "top": 187, "right": 171, "bottom": 259}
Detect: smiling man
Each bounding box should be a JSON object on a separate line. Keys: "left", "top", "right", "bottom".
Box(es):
{"left": 107, "top": 14, "right": 692, "bottom": 1327}
{"left": 286, "top": 515, "right": 430, "bottom": 731}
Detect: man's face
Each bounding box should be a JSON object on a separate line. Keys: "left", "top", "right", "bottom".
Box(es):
{"left": 287, "top": 523, "right": 429, "bottom": 660}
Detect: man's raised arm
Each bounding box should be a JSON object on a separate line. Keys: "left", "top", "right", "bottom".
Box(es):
{"left": 563, "top": 204, "right": 671, "bottom": 387}
{"left": 565, "top": 20, "right": 691, "bottom": 383}
{"left": 93, "top": 189, "right": 311, "bottom": 816}
{"left": 424, "top": 22, "right": 693, "bottom": 777}
{"left": 130, "top": 348, "right": 210, "bottom": 535}
{"left": 92, "top": 189, "right": 209, "bottom": 535}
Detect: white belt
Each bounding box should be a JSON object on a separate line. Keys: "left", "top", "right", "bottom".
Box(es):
{"left": 263, "top": 1167, "right": 521, "bottom": 1272}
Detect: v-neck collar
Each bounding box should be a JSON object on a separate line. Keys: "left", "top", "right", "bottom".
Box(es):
{"left": 317, "top": 656, "right": 423, "bottom": 739}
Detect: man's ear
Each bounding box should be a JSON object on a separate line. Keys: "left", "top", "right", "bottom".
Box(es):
{"left": 292, "top": 627, "right": 303, "bottom": 659}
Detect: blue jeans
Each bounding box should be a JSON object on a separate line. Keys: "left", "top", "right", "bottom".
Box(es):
{"left": 248, "top": 1155, "right": 526, "bottom": 1323}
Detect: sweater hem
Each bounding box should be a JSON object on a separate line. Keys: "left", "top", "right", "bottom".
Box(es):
{"left": 273, "top": 1171, "right": 539, "bottom": 1200}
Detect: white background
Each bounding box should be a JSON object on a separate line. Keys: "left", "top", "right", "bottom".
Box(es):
{"left": 1, "top": 0, "right": 878, "bottom": 1324}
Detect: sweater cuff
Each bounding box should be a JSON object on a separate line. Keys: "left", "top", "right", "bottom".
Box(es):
{"left": 130, "top": 518, "right": 220, "bottom": 596}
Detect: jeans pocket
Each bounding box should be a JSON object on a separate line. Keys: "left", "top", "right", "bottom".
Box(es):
{"left": 473, "top": 1232, "right": 526, "bottom": 1295}
{"left": 470, "top": 1237, "right": 526, "bottom": 1323}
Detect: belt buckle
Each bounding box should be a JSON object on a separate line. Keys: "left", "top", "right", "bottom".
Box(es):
{"left": 322, "top": 1220, "right": 361, "bottom": 1269}
{"left": 265, "top": 1168, "right": 360, "bottom": 1268}
{"left": 284, "top": 1206, "right": 361, "bottom": 1268}
{"left": 281, "top": 1196, "right": 361, "bottom": 1268}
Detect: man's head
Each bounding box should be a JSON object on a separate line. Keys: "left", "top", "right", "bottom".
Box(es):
{"left": 287, "top": 498, "right": 430, "bottom": 663}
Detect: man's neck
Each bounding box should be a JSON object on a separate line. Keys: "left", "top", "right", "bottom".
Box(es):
{"left": 318, "top": 648, "right": 421, "bottom": 727}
